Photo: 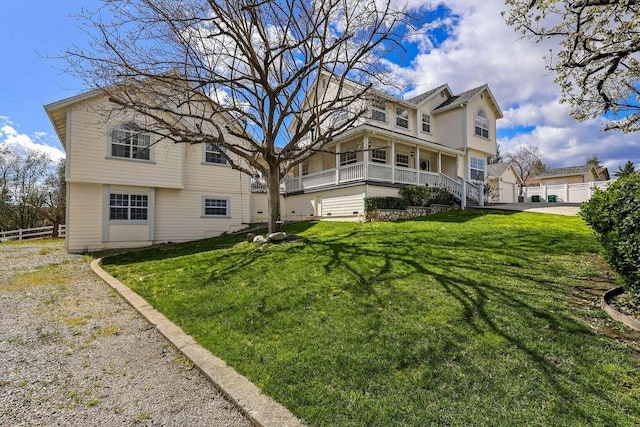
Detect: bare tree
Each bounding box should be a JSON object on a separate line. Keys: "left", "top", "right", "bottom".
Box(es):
{"left": 0, "top": 149, "right": 52, "bottom": 230}
{"left": 65, "top": 0, "right": 407, "bottom": 232}
{"left": 503, "top": 1, "right": 640, "bottom": 133}
{"left": 26, "top": 159, "right": 66, "bottom": 237}
{"left": 505, "top": 144, "right": 546, "bottom": 186}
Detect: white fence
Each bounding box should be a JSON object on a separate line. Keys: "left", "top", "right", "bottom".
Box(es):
{"left": 0, "top": 224, "right": 66, "bottom": 242}
{"left": 521, "top": 181, "right": 612, "bottom": 203}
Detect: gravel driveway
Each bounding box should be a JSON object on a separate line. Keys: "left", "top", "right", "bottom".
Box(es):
{"left": 0, "top": 240, "right": 251, "bottom": 426}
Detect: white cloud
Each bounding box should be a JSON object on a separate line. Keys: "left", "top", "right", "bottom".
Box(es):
{"left": 0, "top": 119, "right": 65, "bottom": 163}
{"left": 395, "top": 0, "right": 640, "bottom": 172}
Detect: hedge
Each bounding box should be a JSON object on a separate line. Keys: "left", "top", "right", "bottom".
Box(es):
{"left": 364, "top": 197, "right": 407, "bottom": 211}
{"left": 398, "top": 185, "right": 456, "bottom": 207}
{"left": 580, "top": 173, "right": 640, "bottom": 302}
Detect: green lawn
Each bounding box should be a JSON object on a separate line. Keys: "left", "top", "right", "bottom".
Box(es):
{"left": 102, "top": 210, "right": 640, "bottom": 426}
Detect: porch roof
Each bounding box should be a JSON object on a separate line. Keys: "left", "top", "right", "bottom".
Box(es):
{"left": 329, "top": 123, "right": 463, "bottom": 157}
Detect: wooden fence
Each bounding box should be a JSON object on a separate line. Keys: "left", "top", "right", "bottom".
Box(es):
{"left": 0, "top": 225, "right": 66, "bottom": 242}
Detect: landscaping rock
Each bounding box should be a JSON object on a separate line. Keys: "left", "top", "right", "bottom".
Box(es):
{"left": 252, "top": 235, "right": 268, "bottom": 244}
{"left": 246, "top": 233, "right": 256, "bottom": 243}
{"left": 267, "top": 232, "right": 287, "bottom": 242}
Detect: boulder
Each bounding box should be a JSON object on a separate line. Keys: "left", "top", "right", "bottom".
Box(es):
{"left": 267, "top": 232, "right": 287, "bottom": 242}
{"left": 252, "top": 235, "right": 268, "bottom": 244}
{"left": 247, "top": 233, "right": 256, "bottom": 243}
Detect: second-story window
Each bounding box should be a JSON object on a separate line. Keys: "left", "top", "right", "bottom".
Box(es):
{"left": 396, "top": 153, "right": 410, "bottom": 168}
{"left": 371, "top": 149, "right": 387, "bottom": 164}
{"left": 205, "top": 143, "right": 227, "bottom": 164}
{"left": 474, "top": 108, "right": 489, "bottom": 138}
{"left": 396, "top": 107, "right": 409, "bottom": 129}
{"left": 421, "top": 113, "right": 431, "bottom": 133}
{"left": 301, "top": 162, "right": 309, "bottom": 176}
{"left": 340, "top": 151, "right": 357, "bottom": 166}
{"left": 111, "top": 124, "right": 151, "bottom": 160}
{"left": 370, "top": 99, "right": 387, "bottom": 122}
{"left": 332, "top": 110, "right": 349, "bottom": 125}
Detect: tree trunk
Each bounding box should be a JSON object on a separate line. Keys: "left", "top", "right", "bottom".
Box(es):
{"left": 51, "top": 221, "right": 60, "bottom": 238}
{"left": 266, "top": 163, "right": 281, "bottom": 233}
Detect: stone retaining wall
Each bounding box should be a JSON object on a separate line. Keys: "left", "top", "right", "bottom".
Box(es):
{"left": 366, "top": 204, "right": 459, "bottom": 222}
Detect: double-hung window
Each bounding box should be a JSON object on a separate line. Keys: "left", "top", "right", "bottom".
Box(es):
{"left": 301, "top": 162, "right": 309, "bottom": 176}
{"left": 396, "top": 153, "right": 410, "bottom": 168}
{"left": 371, "top": 149, "right": 387, "bottom": 164}
{"left": 421, "top": 113, "right": 431, "bottom": 133}
{"left": 474, "top": 109, "right": 489, "bottom": 138}
{"left": 203, "top": 198, "right": 229, "bottom": 217}
{"left": 109, "top": 193, "right": 149, "bottom": 221}
{"left": 205, "top": 143, "right": 227, "bottom": 164}
{"left": 396, "top": 108, "right": 409, "bottom": 129}
{"left": 470, "top": 157, "right": 486, "bottom": 181}
{"left": 370, "top": 99, "right": 387, "bottom": 122}
{"left": 111, "top": 125, "right": 151, "bottom": 160}
{"left": 339, "top": 151, "right": 357, "bottom": 166}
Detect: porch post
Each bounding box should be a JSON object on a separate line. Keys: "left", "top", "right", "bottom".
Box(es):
{"left": 335, "top": 142, "right": 341, "bottom": 185}
{"left": 298, "top": 163, "right": 303, "bottom": 190}
{"left": 363, "top": 135, "right": 369, "bottom": 181}
{"left": 391, "top": 139, "right": 395, "bottom": 183}
{"left": 438, "top": 152, "right": 442, "bottom": 174}
{"left": 461, "top": 180, "right": 467, "bottom": 210}
{"left": 479, "top": 182, "right": 484, "bottom": 207}
{"left": 416, "top": 146, "right": 421, "bottom": 185}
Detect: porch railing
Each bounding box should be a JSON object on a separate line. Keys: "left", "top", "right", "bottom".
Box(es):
{"left": 276, "top": 162, "right": 473, "bottom": 204}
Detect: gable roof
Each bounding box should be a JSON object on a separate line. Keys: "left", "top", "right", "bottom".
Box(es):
{"left": 405, "top": 84, "right": 450, "bottom": 106}
{"left": 432, "top": 84, "right": 503, "bottom": 119}
{"left": 486, "top": 162, "right": 524, "bottom": 184}
{"left": 537, "top": 165, "right": 598, "bottom": 179}
{"left": 486, "top": 162, "right": 510, "bottom": 178}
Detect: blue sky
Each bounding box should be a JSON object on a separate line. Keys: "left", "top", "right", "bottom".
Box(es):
{"left": 1, "top": 0, "right": 638, "bottom": 173}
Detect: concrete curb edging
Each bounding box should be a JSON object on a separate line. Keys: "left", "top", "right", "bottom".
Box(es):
{"left": 90, "top": 258, "right": 305, "bottom": 427}
{"left": 601, "top": 286, "right": 640, "bottom": 331}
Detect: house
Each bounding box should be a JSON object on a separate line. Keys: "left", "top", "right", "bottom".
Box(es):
{"left": 535, "top": 165, "right": 599, "bottom": 185}
{"left": 46, "top": 75, "right": 503, "bottom": 251}
{"left": 45, "top": 89, "right": 252, "bottom": 253}
{"left": 256, "top": 75, "right": 503, "bottom": 222}
{"left": 596, "top": 167, "right": 610, "bottom": 181}
{"left": 485, "top": 162, "right": 523, "bottom": 204}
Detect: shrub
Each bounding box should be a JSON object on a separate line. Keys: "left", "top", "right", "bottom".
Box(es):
{"left": 580, "top": 173, "right": 640, "bottom": 301}
{"left": 399, "top": 185, "right": 456, "bottom": 207}
{"left": 364, "top": 197, "right": 406, "bottom": 211}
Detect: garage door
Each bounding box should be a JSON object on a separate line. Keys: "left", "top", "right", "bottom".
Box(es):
{"left": 501, "top": 182, "right": 516, "bottom": 203}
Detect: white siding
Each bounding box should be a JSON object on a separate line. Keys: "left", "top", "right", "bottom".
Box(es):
{"left": 433, "top": 108, "right": 464, "bottom": 150}
{"left": 466, "top": 92, "right": 498, "bottom": 156}
{"left": 66, "top": 96, "right": 184, "bottom": 189}
{"left": 66, "top": 183, "right": 103, "bottom": 252}
{"left": 319, "top": 186, "right": 366, "bottom": 218}
{"left": 366, "top": 185, "right": 400, "bottom": 198}
{"left": 251, "top": 193, "right": 269, "bottom": 223}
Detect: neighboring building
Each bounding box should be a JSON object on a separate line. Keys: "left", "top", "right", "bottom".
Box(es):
{"left": 596, "top": 167, "right": 610, "bottom": 181}
{"left": 47, "top": 74, "right": 503, "bottom": 250}
{"left": 485, "top": 162, "right": 523, "bottom": 204}
{"left": 535, "top": 165, "right": 599, "bottom": 185}
{"left": 257, "top": 74, "right": 503, "bottom": 222}
{"left": 45, "top": 90, "right": 251, "bottom": 253}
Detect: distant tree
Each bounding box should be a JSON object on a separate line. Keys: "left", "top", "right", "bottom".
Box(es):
{"left": 0, "top": 148, "right": 53, "bottom": 230}
{"left": 585, "top": 153, "right": 602, "bottom": 168}
{"left": 614, "top": 161, "right": 637, "bottom": 179}
{"left": 26, "top": 159, "right": 66, "bottom": 237}
{"left": 505, "top": 144, "right": 546, "bottom": 186}
{"left": 65, "top": 0, "right": 408, "bottom": 233}
{"left": 488, "top": 143, "right": 503, "bottom": 164}
{"left": 503, "top": 1, "right": 640, "bottom": 133}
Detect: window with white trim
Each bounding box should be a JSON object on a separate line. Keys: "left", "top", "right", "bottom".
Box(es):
{"left": 110, "top": 124, "right": 151, "bottom": 160}
{"left": 396, "top": 108, "right": 409, "bottom": 129}
{"left": 396, "top": 153, "right": 410, "bottom": 168}
{"left": 371, "top": 149, "right": 387, "bottom": 164}
{"left": 301, "top": 162, "right": 309, "bottom": 176}
{"left": 470, "top": 157, "right": 485, "bottom": 181}
{"left": 370, "top": 99, "right": 387, "bottom": 122}
{"left": 474, "top": 109, "right": 489, "bottom": 138}
{"left": 205, "top": 143, "right": 227, "bottom": 164}
{"left": 109, "top": 193, "right": 149, "bottom": 221}
{"left": 203, "top": 198, "right": 229, "bottom": 217}
{"left": 339, "top": 151, "right": 357, "bottom": 166}
{"left": 421, "top": 113, "right": 431, "bottom": 133}
{"left": 332, "top": 110, "right": 349, "bottom": 125}
{"left": 420, "top": 159, "right": 431, "bottom": 171}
